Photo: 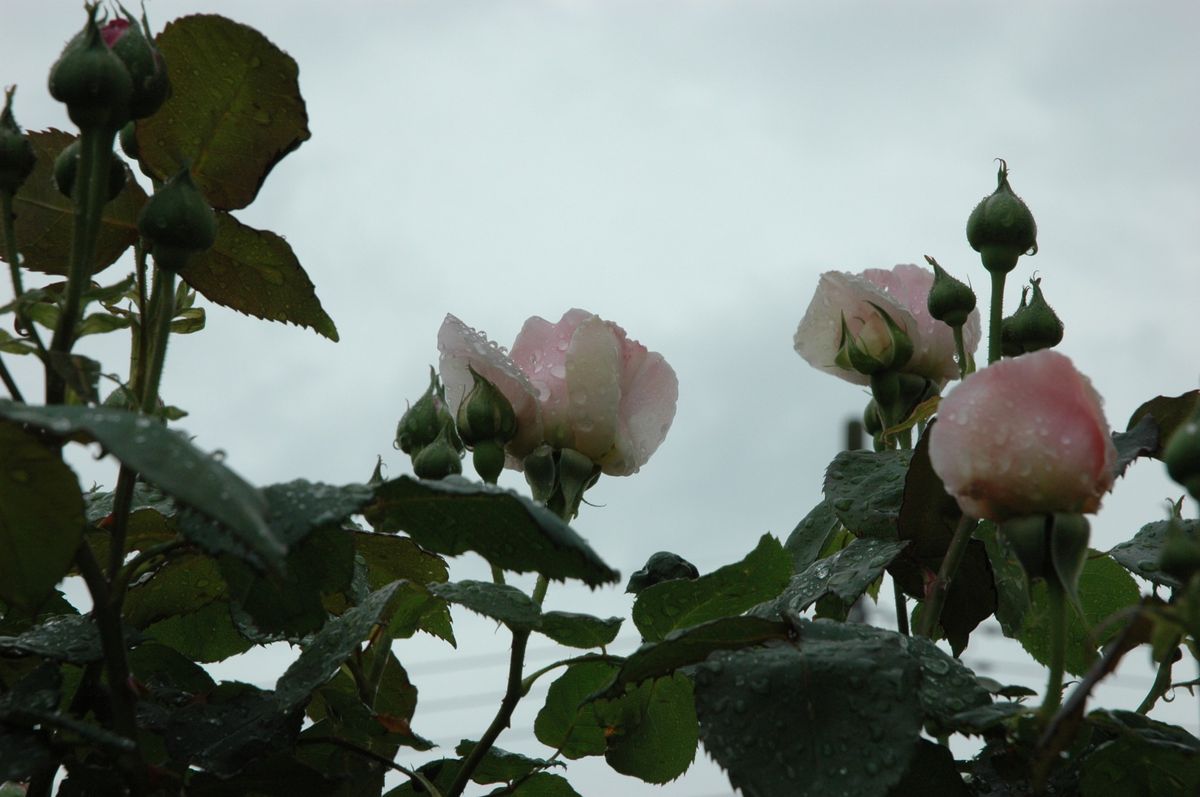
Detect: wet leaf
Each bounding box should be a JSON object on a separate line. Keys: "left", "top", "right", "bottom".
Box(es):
{"left": 138, "top": 15, "right": 310, "bottom": 210}
{"left": 824, "top": 450, "right": 911, "bottom": 539}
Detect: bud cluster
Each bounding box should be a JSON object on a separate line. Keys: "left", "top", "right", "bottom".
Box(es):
{"left": 396, "top": 368, "right": 464, "bottom": 480}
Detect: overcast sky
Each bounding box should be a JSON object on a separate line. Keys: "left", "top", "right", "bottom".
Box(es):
{"left": 6, "top": 2, "right": 1200, "bottom": 794}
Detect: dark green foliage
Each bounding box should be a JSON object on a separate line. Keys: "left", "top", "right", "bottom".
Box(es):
{"left": 0, "top": 421, "right": 85, "bottom": 611}
{"left": 0, "top": 129, "right": 147, "bottom": 276}
{"left": 591, "top": 673, "right": 697, "bottom": 783}
{"left": 824, "top": 450, "right": 911, "bottom": 539}
{"left": 365, "top": 476, "right": 618, "bottom": 587}
{"left": 753, "top": 538, "right": 908, "bottom": 619}
{"left": 632, "top": 534, "right": 791, "bottom": 641}
{"left": 783, "top": 499, "right": 842, "bottom": 571}
{"left": 1017, "top": 553, "right": 1140, "bottom": 676}
{"left": 136, "top": 15, "right": 310, "bottom": 211}
{"left": 1111, "top": 518, "right": 1200, "bottom": 589}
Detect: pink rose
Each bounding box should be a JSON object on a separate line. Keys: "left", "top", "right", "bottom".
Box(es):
{"left": 928, "top": 350, "right": 1117, "bottom": 520}
{"left": 794, "top": 264, "right": 982, "bottom": 386}
{"left": 438, "top": 310, "right": 678, "bottom": 476}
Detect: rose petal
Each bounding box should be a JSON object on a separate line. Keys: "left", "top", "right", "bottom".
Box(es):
{"left": 564, "top": 315, "right": 622, "bottom": 462}
{"left": 510, "top": 310, "right": 592, "bottom": 449}
{"left": 437, "top": 314, "right": 542, "bottom": 460}
{"left": 606, "top": 343, "right": 679, "bottom": 476}
{"left": 928, "top": 350, "right": 1117, "bottom": 520}
{"left": 794, "top": 271, "right": 917, "bottom": 386}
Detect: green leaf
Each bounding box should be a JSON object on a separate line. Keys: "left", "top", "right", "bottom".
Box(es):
{"left": 753, "top": 537, "right": 908, "bottom": 618}
{"left": 275, "top": 581, "right": 403, "bottom": 712}
{"left": 1112, "top": 415, "right": 1159, "bottom": 477}
{"left": 221, "top": 523, "right": 356, "bottom": 639}
{"left": 1127, "top": 390, "right": 1200, "bottom": 460}
{"left": 429, "top": 581, "right": 541, "bottom": 631}
{"left": 139, "top": 15, "right": 310, "bottom": 211}
{"left": 0, "top": 664, "right": 60, "bottom": 781}
{"left": 694, "top": 634, "right": 922, "bottom": 797}
{"left": 365, "top": 476, "right": 619, "bottom": 587}
{"left": 888, "top": 739, "right": 970, "bottom": 796}
{"left": 592, "top": 673, "right": 697, "bottom": 784}
{"left": 824, "top": 449, "right": 911, "bottom": 539}
{"left": 600, "top": 616, "right": 790, "bottom": 694}
{"left": 182, "top": 213, "right": 337, "bottom": 340}
{"left": 537, "top": 611, "right": 622, "bottom": 649}
{"left": 157, "top": 682, "right": 302, "bottom": 778}
{"left": 1018, "top": 552, "right": 1141, "bottom": 676}
{"left": 76, "top": 311, "right": 132, "bottom": 337}
{"left": 351, "top": 530, "right": 449, "bottom": 589}
{"left": 0, "top": 129, "right": 147, "bottom": 276}
{"left": 1110, "top": 519, "right": 1200, "bottom": 589}
{"left": 1080, "top": 710, "right": 1200, "bottom": 797}
{"left": 124, "top": 554, "right": 226, "bottom": 629}
{"left": 453, "top": 741, "right": 562, "bottom": 784}
{"left": 127, "top": 642, "right": 216, "bottom": 695}
{"left": 534, "top": 661, "right": 618, "bottom": 759}
{"left": 978, "top": 521, "right": 1031, "bottom": 637}
{"left": 0, "top": 401, "right": 279, "bottom": 565}
{"left": 783, "top": 500, "right": 842, "bottom": 571}
{"left": 488, "top": 772, "right": 581, "bottom": 796}
{"left": 143, "top": 600, "right": 253, "bottom": 663}
{"left": 632, "top": 534, "right": 791, "bottom": 642}
{"left": 0, "top": 421, "right": 85, "bottom": 611}
{"left": 0, "top": 615, "right": 104, "bottom": 663}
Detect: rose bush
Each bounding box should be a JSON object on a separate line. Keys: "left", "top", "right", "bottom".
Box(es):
{"left": 438, "top": 309, "right": 678, "bottom": 475}
{"left": 794, "top": 263, "right": 982, "bottom": 386}
{"left": 928, "top": 349, "right": 1117, "bottom": 520}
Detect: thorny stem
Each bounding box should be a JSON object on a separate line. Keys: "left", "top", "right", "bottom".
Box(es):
{"left": 1136, "top": 635, "right": 1181, "bottom": 714}
{"left": 47, "top": 127, "right": 117, "bottom": 404}
{"left": 893, "top": 579, "right": 910, "bottom": 636}
{"left": 0, "top": 354, "right": 23, "bottom": 402}
{"left": 953, "top": 325, "right": 968, "bottom": 379}
{"left": 915, "top": 514, "right": 978, "bottom": 639}
{"left": 987, "top": 270, "right": 1006, "bottom": 365}
{"left": 447, "top": 571, "right": 552, "bottom": 797}
{"left": 1039, "top": 580, "right": 1068, "bottom": 720}
{"left": 2, "top": 189, "right": 46, "bottom": 356}
{"left": 74, "top": 540, "right": 147, "bottom": 796}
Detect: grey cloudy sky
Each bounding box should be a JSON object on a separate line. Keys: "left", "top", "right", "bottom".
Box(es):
{"left": 6, "top": 1, "right": 1200, "bottom": 793}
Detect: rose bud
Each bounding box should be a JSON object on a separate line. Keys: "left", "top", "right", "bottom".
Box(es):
{"left": 0, "top": 87, "right": 36, "bottom": 194}
{"left": 966, "top": 159, "right": 1038, "bottom": 275}
{"left": 928, "top": 350, "right": 1117, "bottom": 521}
{"left": 626, "top": 551, "right": 700, "bottom": 594}
{"left": 102, "top": 7, "right": 170, "bottom": 121}
{"left": 48, "top": 5, "right": 134, "bottom": 130}
{"left": 439, "top": 310, "right": 677, "bottom": 477}
{"left": 396, "top": 368, "right": 453, "bottom": 455}
{"left": 796, "top": 264, "right": 981, "bottom": 389}
{"left": 412, "top": 425, "right": 464, "bottom": 481}
{"left": 137, "top": 166, "right": 216, "bottom": 272}
{"left": 925, "top": 256, "right": 977, "bottom": 329}
{"left": 1001, "top": 278, "right": 1063, "bottom": 356}
{"left": 54, "top": 138, "right": 127, "bottom": 201}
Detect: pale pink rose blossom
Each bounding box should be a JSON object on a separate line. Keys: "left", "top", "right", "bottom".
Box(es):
{"left": 794, "top": 264, "right": 982, "bottom": 386}
{"left": 928, "top": 350, "right": 1117, "bottom": 521}
{"left": 438, "top": 310, "right": 678, "bottom": 476}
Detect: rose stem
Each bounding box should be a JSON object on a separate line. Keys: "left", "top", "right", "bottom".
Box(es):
{"left": 915, "top": 514, "right": 977, "bottom": 639}
{"left": 1039, "top": 579, "right": 1068, "bottom": 720}
{"left": 987, "top": 270, "right": 1006, "bottom": 365}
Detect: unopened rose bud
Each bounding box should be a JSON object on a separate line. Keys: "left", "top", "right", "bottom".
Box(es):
{"left": 396, "top": 368, "right": 454, "bottom": 455}
{"left": 54, "top": 138, "right": 127, "bottom": 201}
{"left": 1164, "top": 408, "right": 1200, "bottom": 500}
{"left": 925, "top": 256, "right": 977, "bottom": 329}
{"left": 103, "top": 7, "right": 170, "bottom": 120}
{"left": 48, "top": 5, "right": 134, "bottom": 131}
{"left": 0, "top": 87, "right": 36, "bottom": 194}
{"left": 863, "top": 399, "right": 883, "bottom": 436}
{"left": 137, "top": 167, "right": 216, "bottom": 272}
{"left": 456, "top": 366, "right": 517, "bottom": 448}
{"left": 966, "top": 159, "right": 1038, "bottom": 275}
{"left": 835, "top": 303, "right": 914, "bottom": 377}
{"left": 412, "top": 425, "right": 463, "bottom": 480}
{"left": 626, "top": 551, "right": 699, "bottom": 594}
{"left": 1001, "top": 278, "right": 1063, "bottom": 356}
